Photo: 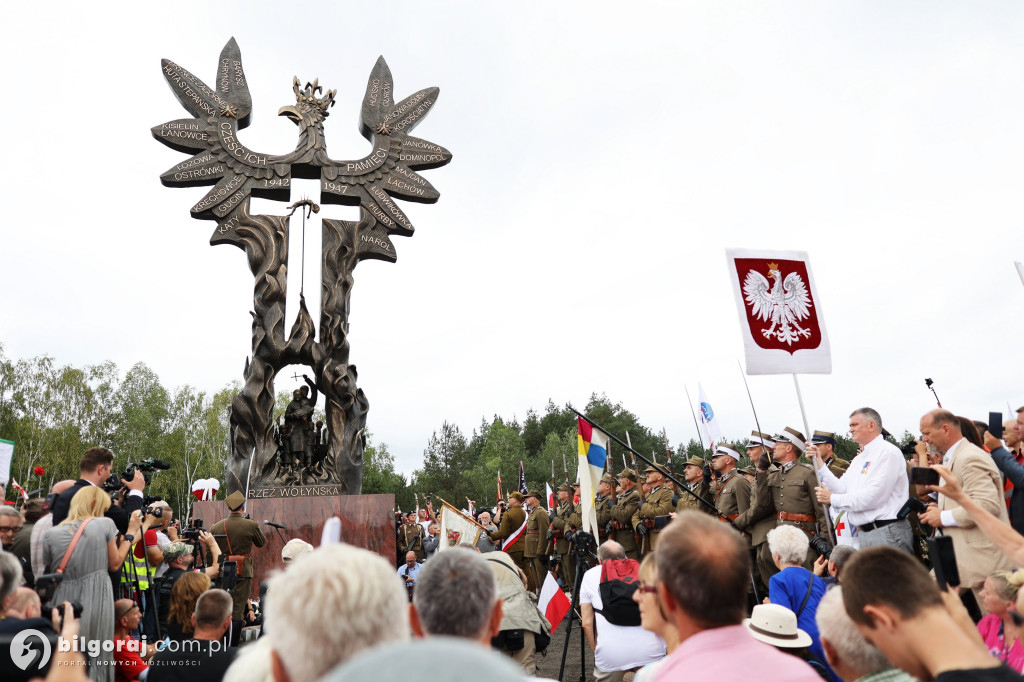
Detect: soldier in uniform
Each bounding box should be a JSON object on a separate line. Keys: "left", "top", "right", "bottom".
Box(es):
{"left": 632, "top": 465, "right": 675, "bottom": 555}
{"left": 753, "top": 427, "right": 831, "bottom": 582}
{"left": 733, "top": 432, "right": 779, "bottom": 594}
{"left": 811, "top": 430, "right": 849, "bottom": 477}
{"left": 489, "top": 492, "right": 532, "bottom": 590}
{"left": 548, "top": 483, "right": 576, "bottom": 589}
{"left": 523, "top": 490, "right": 549, "bottom": 593}
{"left": 610, "top": 469, "right": 641, "bottom": 561}
{"left": 595, "top": 473, "right": 615, "bottom": 543}
{"left": 675, "top": 455, "right": 714, "bottom": 515}
{"left": 210, "top": 491, "right": 266, "bottom": 645}
{"left": 710, "top": 445, "right": 751, "bottom": 527}
{"left": 398, "top": 511, "right": 426, "bottom": 562}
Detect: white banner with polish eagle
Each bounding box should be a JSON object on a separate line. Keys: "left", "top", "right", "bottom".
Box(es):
{"left": 725, "top": 249, "right": 831, "bottom": 375}
{"left": 437, "top": 499, "right": 485, "bottom": 551}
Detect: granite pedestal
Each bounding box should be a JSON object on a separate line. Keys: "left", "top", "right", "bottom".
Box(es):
{"left": 192, "top": 493, "right": 396, "bottom": 598}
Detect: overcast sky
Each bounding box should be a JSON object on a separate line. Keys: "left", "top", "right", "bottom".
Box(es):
{"left": 2, "top": 2, "right": 1022, "bottom": 476}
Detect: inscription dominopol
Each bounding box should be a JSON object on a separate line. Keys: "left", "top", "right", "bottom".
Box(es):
{"left": 153, "top": 38, "right": 451, "bottom": 497}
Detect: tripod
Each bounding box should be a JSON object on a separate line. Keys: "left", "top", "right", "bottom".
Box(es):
{"left": 557, "top": 531, "right": 598, "bottom": 682}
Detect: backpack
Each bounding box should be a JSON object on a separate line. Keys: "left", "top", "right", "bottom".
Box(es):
{"left": 593, "top": 558, "right": 641, "bottom": 626}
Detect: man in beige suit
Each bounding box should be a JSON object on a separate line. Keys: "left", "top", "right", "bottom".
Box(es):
{"left": 917, "top": 409, "right": 1014, "bottom": 600}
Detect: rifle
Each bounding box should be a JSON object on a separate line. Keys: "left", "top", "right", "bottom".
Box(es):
{"left": 626, "top": 431, "right": 650, "bottom": 554}
{"left": 561, "top": 451, "right": 569, "bottom": 485}
{"left": 663, "top": 427, "right": 675, "bottom": 480}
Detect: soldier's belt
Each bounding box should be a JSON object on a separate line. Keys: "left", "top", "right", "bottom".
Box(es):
{"left": 777, "top": 512, "right": 816, "bottom": 523}
{"left": 552, "top": 530, "right": 564, "bottom": 539}
{"left": 719, "top": 513, "right": 739, "bottom": 522}
{"left": 526, "top": 529, "right": 540, "bottom": 534}
{"left": 644, "top": 516, "right": 671, "bottom": 530}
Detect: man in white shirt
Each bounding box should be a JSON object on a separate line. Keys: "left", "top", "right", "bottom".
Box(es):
{"left": 579, "top": 540, "right": 664, "bottom": 681}
{"left": 812, "top": 407, "right": 913, "bottom": 553}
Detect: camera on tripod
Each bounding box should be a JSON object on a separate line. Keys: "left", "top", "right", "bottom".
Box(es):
{"left": 572, "top": 530, "right": 598, "bottom": 560}
{"left": 179, "top": 518, "right": 203, "bottom": 541}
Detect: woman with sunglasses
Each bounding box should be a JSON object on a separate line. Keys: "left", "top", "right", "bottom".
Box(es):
{"left": 632, "top": 555, "right": 679, "bottom": 682}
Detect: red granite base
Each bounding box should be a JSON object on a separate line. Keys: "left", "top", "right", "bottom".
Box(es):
{"left": 191, "top": 493, "right": 396, "bottom": 598}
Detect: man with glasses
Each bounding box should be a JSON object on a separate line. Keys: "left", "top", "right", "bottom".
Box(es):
{"left": 0, "top": 507, "right": 21, "bottom": 550}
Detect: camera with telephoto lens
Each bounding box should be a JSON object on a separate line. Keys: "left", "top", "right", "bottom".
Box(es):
{"left": 101, "top": 459, "right": 171, "bottom": 493}
{"left": 809, "top": 534, "right": 832, "bottom": 560}
{"left": 573, "top": 530, "right": 598, "bottom": 560}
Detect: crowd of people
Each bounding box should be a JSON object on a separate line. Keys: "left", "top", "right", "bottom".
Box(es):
{"left": 4, "top": 406, "right": 1024, "bottom": 681}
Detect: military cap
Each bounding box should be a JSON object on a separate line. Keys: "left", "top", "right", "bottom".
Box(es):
{"left": 683, "top": 455, "right": 705, "bottom": 469}
{"left": 643, "top": 464, "right": 667, "bottom": 477}
{"left": 557, "top": 482, "right": 573, "bottom": 493}
{"left": 508, "top": 491, "right": 525, "bottom": 502}
{"left": 747, "top": 431, "right": 776, "bottom": 448}
{"left": 738, "top": 466, "right": 756, "bottom": 477}
{"left": 225, "top": 490, "right": 246, "bottom": 511}
{"left": 811, "top": 430, "right": 837, "bottom": 446}
{"left": 714, "top": 445, "right": 741, "bottom": 461}
{"left": 163, "top": 542, "right": 194, "bottom": 563}
{"left": 526, "top": 490, "right": 544, "bottom": 500}
{"left": 773, "top": 427, "right": 806, "bottom": 453}
{"left": 615, "top": 468, "right": 638, "bottom": 482}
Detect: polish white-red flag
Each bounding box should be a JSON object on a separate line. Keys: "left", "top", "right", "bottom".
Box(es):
{"left": 538, "top": 572, "right": 571, "bottom": 631}
{"left": 725, "top": 249, "right": 831, "bottom": 375}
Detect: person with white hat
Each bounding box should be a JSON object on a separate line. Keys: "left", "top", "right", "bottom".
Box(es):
{"left": 281, "top": 538, "right": 314, "bottom": 563}
{"left": 744, "top": 603, "right": 829, "bottom": 679}
{"left": 754, "top": 427, "right": 831, "bottom": 573}
{"left": 735, "top": 431, "right": 781, "bottom": 595}
{"left": 710, "top": 444, "right": 751, "bottom": 532}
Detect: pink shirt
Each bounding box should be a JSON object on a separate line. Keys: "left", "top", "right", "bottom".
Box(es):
{"left": 654, "top": 624, "right": 822, "bottom": 682}
{"left": 978, "top": 614, "right": 1024, "bottom": 673}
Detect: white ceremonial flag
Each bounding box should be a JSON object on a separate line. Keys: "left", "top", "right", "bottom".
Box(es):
{"left": 725, "top": 248, "right": 832, "bottom": 375}
{"left": 438, "top": 499, "right": 484, "bottom": 551}
{"left": 698, "top": 384, "right": 723, "bottom": 451}
{"left": 0, "top": 439, "right": 13, "bottom": 486}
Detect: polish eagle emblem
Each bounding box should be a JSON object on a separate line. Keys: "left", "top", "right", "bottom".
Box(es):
{"left": 742, "top": 262, "right": 813, "bottom": 346}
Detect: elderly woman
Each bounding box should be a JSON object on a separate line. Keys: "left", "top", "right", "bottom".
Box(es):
{"left": 632, "top": 554, "right": 678, "bottom": 682}
{"left": 766, "top": 524, "right": 833, "bottom": 681}
{"left": 978, "top": 570, "right": 1024, "bottom": 671}
{"left": 42, "top": 486, "right": 142, "bottom": 682}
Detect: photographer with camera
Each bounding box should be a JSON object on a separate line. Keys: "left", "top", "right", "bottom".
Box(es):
{"left": 157, "top": 535, "right": 221, "bottom": 634}
{"left": 51, "top": 447, "right": 146, "bottom": 534}
{"left": 811, "top": 409, "right": 914, "bottom": 554}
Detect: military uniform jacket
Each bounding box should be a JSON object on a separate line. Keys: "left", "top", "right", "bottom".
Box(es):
{"left": 490, "top": 505, "right": 527, "bottom": 554}
{"left": 610, "top": 489, "right": 640, "bottom": 551}
{"left": 632, "top": 486, "right": 674, "bottom": 531}
{"left": 675, "top": 480, "right": 714, "bottom": 515}
{"left": 734, "top": 474, "right": 776, "bottom": 545}
{"left": 524, "top": 506, "right": 549, "bottom": 558}
{"left": 755, "top": 462, "right": 830, "bottom": 540}
{"left": 595, "top": 495, "right": 614, "bottom": 532}
{"left": 210, "top": 513, "right": 267, "bottom": 579}
{"left": 567, "top": 501, "right": 581, "bottom": 530}
{"left": 550, "top": 501, "right": 574, "bottom": 552}
{"left": 714, "top": 473, "right": 752, "bottom": 520}
{"left": 826, "top": 457, "right": 850, "bottom": 478}
{"left": 399, "top": 523, "right": 425, "bottom": 556}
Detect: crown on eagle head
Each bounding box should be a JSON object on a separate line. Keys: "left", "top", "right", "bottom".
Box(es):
{"left": 292, "top": 77, "right": 336, "bottom": 112}
{"left": 767, "top": 262, "right": 780, "bottom": 272}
